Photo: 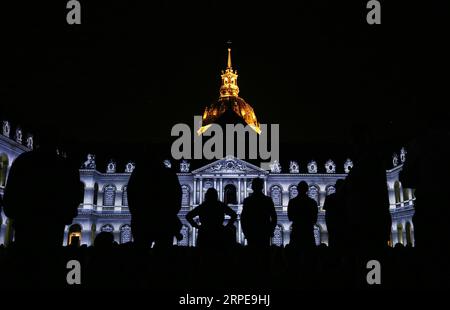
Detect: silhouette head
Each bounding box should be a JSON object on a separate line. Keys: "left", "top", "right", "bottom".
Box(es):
{"left": 251, "top": 178, "right": 264, "bottom": 193}
{"left": 94, "top": 232, "right": 115, "bottom": 249}
{"left": 205, "top": 188, "right": 219, "bottom": 202}
{"left": 297, "top": 181, "right": 309, "bottom": 195}
{"left": 3, "top": 149, "right": 81, "bottom": 248}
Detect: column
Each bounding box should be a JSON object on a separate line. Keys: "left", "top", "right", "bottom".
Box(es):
{"left": 264, "top": 179, "right": 267, "bottom": 195}
{"left": 319, "top": 188, "right": 326, "bottom": 210}
{"left": 388, "top": 185, "right": 396, "bottom": 209}
{"left": 219, "top": 178, "right": 223, "bottom": 201}
{"left": 238, "top": 219, "right": 242, "bottom": 244}
{"left": 199, "top": 178, "right": 203, "bottom": 204}
{"left": 399, "top": 184, "right": 404, "bottom": 207}
{"left": 244, "top": 178, "right": 247, "bottom": 198}
{"left": 214, "top": 179, "right": 217, "bottom": 191}
{"left": 238, "top": 178, "right": 241, "bottom": 204}
{"left": 402, "top": 221, "right": 407, "bottom": 245}
{"left": 192, "top": 228, "right": 197, "bottom": 246}
{"left": 193, "top": 179, "right": 197, "bottom": 205}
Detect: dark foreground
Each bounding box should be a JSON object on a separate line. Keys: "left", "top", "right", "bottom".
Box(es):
{"left": 1, "top": 243, "right": 449, "bottom": 291}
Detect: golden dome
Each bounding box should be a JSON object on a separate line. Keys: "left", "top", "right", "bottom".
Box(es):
{"left": 198, "top": 48, "right": 261, "bottom": 135}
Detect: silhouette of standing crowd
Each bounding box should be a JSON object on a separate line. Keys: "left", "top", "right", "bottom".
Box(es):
{"left": 0, "top": 121, "right": 449, "bottom": 290}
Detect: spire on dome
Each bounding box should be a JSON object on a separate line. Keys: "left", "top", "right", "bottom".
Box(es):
{"left": 220, "top": 48, "right": 239, "bottom": 98}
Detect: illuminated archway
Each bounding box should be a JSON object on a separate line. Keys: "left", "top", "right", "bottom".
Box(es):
{"left": 68, "top": 224, "right": 82, "bottom": 246}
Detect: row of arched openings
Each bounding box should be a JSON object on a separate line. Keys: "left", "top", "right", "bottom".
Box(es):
{"left": 180, "top": 184, "right": 238, "bottom": 207}
{"left": 67, "top": 223, "right": 132, "bottom": 245}
{"left": 271, "top": 224, "right": 322, "bottom": 246}
{"left": 394, "top": 181, "right": 414, "bottom": 205}
{"left": 91, "top": 184, "right": 128, "bottom": 207}
{"left": 396, "top": 222, "right": 413, "bottom": 245}
{"left": 270, "top": 184, "right": 337, "bottom": 206}
{"left": 180, "top": 182, "right": 338, "bottom": 208}
{"left": 66, "top": 223, "right": 325, "bottom": 247}
{"left": 174, "top": 224, "right": 322, "bottom": 247}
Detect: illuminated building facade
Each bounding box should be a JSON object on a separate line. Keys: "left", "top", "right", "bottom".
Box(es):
{"left": 0, "top": 125, "right": 415, "bottom": 247}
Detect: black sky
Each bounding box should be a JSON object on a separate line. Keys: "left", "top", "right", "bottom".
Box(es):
{"left": 0, "top": 1, "right": 449, "bottom": 162}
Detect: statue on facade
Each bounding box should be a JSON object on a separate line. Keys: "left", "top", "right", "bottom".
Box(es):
{"left": 180, "top": 160, "right": 190, "bottom": 173}
{"left": 15, "top": 128, "right": 23, "bottom": 144}
{"left": 125, "top": 162, "right": 135, "bottom": 173}
{"left": 289, "top": 161, "right": 299, "bottom": 173}
{"left": 325, "top": 159, "right": 336, "bottom": 173}
{"left": 392, "top": 153, "right": 399, "bottom": 167}
{"left": 307, "top": 160, "right": 318, "bottom": 174}
{"left": 400, "top": 147, "right": 407, "bottom": 163}
{"left": 270, "top": 160, "right": 281, "bottom": 173}
{"left": 2, "top": 121, "right": 10, "bottom": 138}
{"left": 344, "top": 158, "right": 353, "bottom": 173}
{"left": 107, "top": 160, "right": 116, "bottom": 173}
{"left": 26, "top": 135, "right": 34, "bottom": 150}
{"left": 82, "top": 154, "right": 96, "bottom": 169}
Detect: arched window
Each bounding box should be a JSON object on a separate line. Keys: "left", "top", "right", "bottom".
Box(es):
{"left": 79, "top": 182, "right": 85, "bottom": 206}
{"left": 308, "top": 185, "right": 319, "bottom": 204}
{"left": 68, "top": 224, "right": 82, "bottom": 246}
{"left": 93, "top": 183, "right": 99, "bottom": 205}
{"left": 394, "top": 181, "right": 401, "bottom": 205}
{"left": 397, "top": 223, "right": 404, "bottom": 245}
{"left": 326, "top": 185, "right": 336, "bottom": 196}
{"left": 120, "top": 224, "right": 132, "bottom": 244}
{"left": 0, "top": 153, "right": 8, "bottom": 187}
{"left": 270, "top": 185, "right": 282, "bottom": 206}
{"left": 224, "top": 184, "right": 237, "bottom": 205}
{"left": 288, "top": 185, "right": 298, "bottom": 199}
{"left": 101, "top": 224, "right": 114, "bottom": 233}
{"left": 403, "top": 187, "right": 410, "bottom": 202}
{"left": 405, "top": 222, "right": 412, "bottom": 245}
{"left": 314, "top": 225, "right": 321, "bottom": 246}
{"left": 122, "top": 185, "right": 128, "bottom": 206}
{"left": 103, "top": 184, "right": 116, "bottom": 206}
{"left": 272, "top": 225, "right": 284, "bottom": 246}
{"left": 177, "top": 225, "right": 190, "bottom": 246}
{"left": 181, "top": 185, "right": 190, "bottom": 206}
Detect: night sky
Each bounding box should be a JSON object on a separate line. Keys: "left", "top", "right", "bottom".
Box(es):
{"left": 0, "top": 1, "right": 449, "bottom": 164}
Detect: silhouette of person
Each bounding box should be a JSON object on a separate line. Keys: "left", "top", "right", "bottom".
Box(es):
{"left": 323, "top": 179, "right": 345, "bottom": 249}
{"left": 127, "top": 151, "right": 182, "bottom": 249}
{"left": 94, "top": 231, "right": 115, "bottom": 249}
{"left": 288, "top": 181, "right": 318, "bottom": 249}
{"left": 1, "top": 147, "right": 82, "bottom": 288}
{"left": 186, "top": 188, "right": 237, "bottom": 248}
{"left": 343, "top": 124, "right": 391, "bottom": 251}
{"left": 241, "top": 178, "right": 277, "bottom": 247}
{"left": 3, "top": 148, "right": 82, "bottom": 249}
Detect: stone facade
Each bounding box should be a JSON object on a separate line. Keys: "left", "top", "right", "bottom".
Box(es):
{"left": 0, "top": 125, "right": 415, "bottom": 247}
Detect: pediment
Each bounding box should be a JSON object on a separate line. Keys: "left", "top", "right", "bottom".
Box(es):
{"left": 192, "top": 155, "right": 268, "bottom": 175}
